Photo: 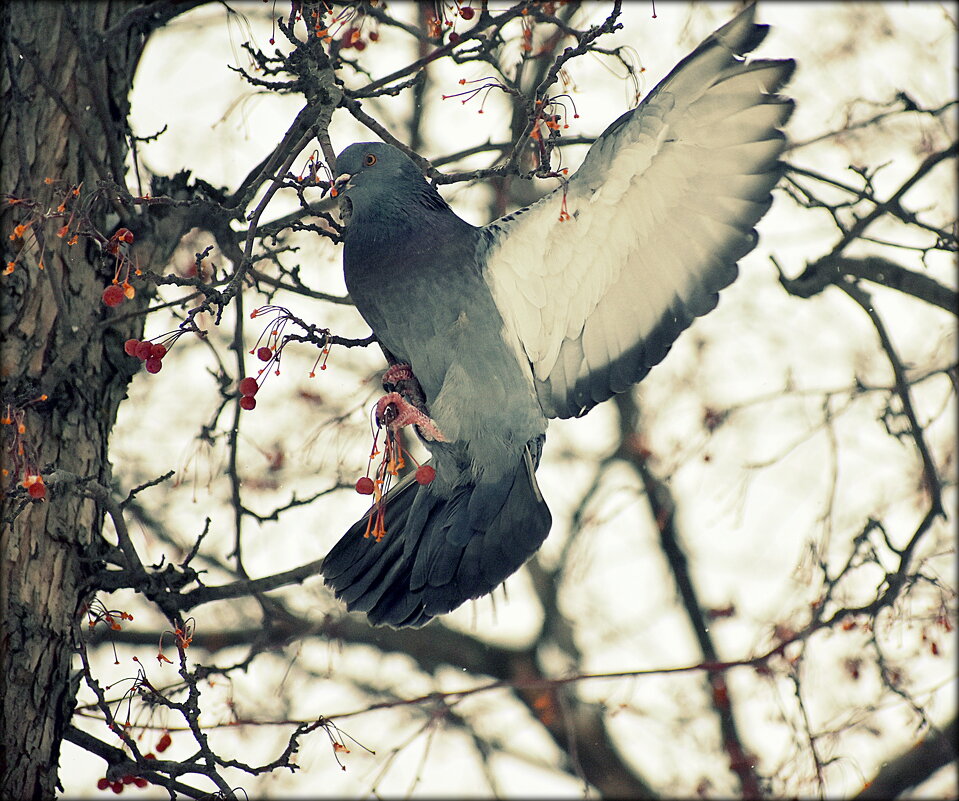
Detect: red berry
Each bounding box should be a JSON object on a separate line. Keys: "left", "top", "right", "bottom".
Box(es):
{"left": 460, "top": 6, "right": 475, "bottom": 19}
{"left": 156, "top": 732, "right": 172, "bottom": 752}
{"left": 122, "top": 775, "right": 136, "bottom": 785}
{"left": 415, "top": 465, "right": 436, "bottom": 485}
{"left": 369, "top": 31, "right": 379, "bottom": 41}
{"left": 142, "top": 753, "right": 156, "bottom": 761}
{"left": 239, "top": 395, "right": 256, "bottom": 410}
{"left": 149, "top": 343, "right": 167, "bottom": 359}
{"left": 355, "top": 476, "right": 375, "bottom": 495}
{"left": 133, "top": 778, "right": 148, "bottom": 788}
{"left": 102, "top": 285, "right": 125, "bottom": 307}
{"left": 111, "top": 781, "right": 124, "bottom": 793}
{"left": 238, "top": 377, "right": 259, "bottom": 396}
{"left": 97, "top": 778, "right": 110, "bottom": 790}
{"left": 257, "top": 346, "right": 273, "bottom": 362}
{"left": 448, "top": 31, "right": 461, "bottom": 44}
{"left": 353, "top": 39, "right": 366, "bottom": 51}
{"left": 144, "top": 357, "right": 163, "bottom": 374}
{"left": 124, "top": 339, "right": 140, "bottom": 356}
{"left": 134, "top": 341, "right": 153, "bottom": 360}
{"left": 27, "top": 482, "right": 46, "bottom": 500}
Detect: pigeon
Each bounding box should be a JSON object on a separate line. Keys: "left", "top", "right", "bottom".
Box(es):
{"left": 321, "top": 5, "right": 795, "bottom": 627}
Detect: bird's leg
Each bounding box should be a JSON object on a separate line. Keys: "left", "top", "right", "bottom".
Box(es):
{"left": 377, "top": 362, "right": 446, "bottom": 442}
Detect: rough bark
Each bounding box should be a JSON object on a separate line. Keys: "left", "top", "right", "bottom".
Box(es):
{"left": 1, "top": 3, "right": 148, "bottom": 796}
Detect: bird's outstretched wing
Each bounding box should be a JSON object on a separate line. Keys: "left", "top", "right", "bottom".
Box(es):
{"left": 482, "top": 5, "right": 795, "bottom": 418}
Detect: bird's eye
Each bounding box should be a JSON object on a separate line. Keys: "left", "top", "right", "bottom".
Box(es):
{"left": 364, "top": 154, "right": 377, "bottom": 166}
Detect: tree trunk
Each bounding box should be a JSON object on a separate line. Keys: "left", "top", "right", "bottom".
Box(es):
{"left": 1, "top": 3, "right": 146, "bottom": 796}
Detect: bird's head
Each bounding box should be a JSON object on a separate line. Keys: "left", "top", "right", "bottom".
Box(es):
{"left": 333, "top": 142, "right": 450, "bottom": 229}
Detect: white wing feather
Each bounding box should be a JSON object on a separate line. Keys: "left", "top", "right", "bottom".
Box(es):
{"left": 482, "top": 5, "right": 795, "bottom": 418}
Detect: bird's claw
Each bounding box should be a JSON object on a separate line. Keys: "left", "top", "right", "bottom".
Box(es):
{"left": 382, "top": 362, "right": 432, "bottom": 417}
{"left": 376, "top": 392, "right": 446, "bottom": 442}
{"left": 382, "top": 362, "right": 415, "bottom": 388}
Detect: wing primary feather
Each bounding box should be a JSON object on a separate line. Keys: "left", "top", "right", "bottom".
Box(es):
{"left": 482, "top": 5, "right": 794, "bottom": 419}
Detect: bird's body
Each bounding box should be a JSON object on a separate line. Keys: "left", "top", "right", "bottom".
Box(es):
{"left": 341, "top": 181, "right": 546, "bottom": 482}
{"left": 331, "top": 150, "right": 552, "bottom": 626}
{"left": 322, "top": 5, "right": 795, "bottom": 627}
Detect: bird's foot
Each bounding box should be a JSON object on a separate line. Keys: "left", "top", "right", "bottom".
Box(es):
{"left": 376, "top": 392, "right": 447, "bottom": 442}
{"left": 383, "top": 362, "right": 428, "bottom": 413}
{"left": 382, "top": 362, "right": 415, "bottom": 388}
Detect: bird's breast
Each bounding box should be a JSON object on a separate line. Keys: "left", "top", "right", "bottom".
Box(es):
{"left": 344, "top": 238, "right": 545, "bottom": 462}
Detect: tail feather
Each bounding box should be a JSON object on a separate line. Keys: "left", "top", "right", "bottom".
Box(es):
{"left": 411, "top": 494, "right": 468, "bottom": 589}
{"left": 321, "top": 445, "right": 551, "bottom": 627}
{"left": 323, "top": 472, "right": 421, "bottom": 599}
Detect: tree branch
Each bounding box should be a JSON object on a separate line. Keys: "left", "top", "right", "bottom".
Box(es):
{"left": 856, "top": 717, "right": 957, "bottom": 799}
{"left": 613, "top": 393, "right": 764, "bottom": 799}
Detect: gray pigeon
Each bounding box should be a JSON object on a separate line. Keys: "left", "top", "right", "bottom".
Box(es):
{"left": 321, "top": 5, "right": 794, "bottom": 627}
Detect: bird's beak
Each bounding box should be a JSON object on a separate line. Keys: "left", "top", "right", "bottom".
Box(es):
{"left": 330, "top": 172, "right": 352, "bottom": 198}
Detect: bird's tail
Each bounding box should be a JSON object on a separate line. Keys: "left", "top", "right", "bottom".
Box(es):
{"left": 321, "top": 444, "right": 551, "bottom": 627}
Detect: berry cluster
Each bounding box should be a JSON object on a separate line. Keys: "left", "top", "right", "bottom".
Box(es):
{"left": 93, "top": 732, "right": 170, "bottom": 794}
{"left": 96, "top": 775, "right": 148, "bottom": 794}
{"left": 23, "top": 473, "right": 46, "bottom": 499}
{"left": 235, "top": 344, "right": 274, "bottom": 411}
{"left": 2, "top": 397, "right": 48, "bottom": 500}
{"left": 293, "top": 148, "right": 336, "bottom": 190}
{"left": 238, "top": 376, "right": 259, "bottom": 410}
{"left": 426, "top": 3, "right": 476, "bottom": 39}
{"left": 289, "top": 5, "right": 380, "bottom": 50}
{"left": 237, "top": 305, "right": 332, "bottom": 412}
{"left": 155, "top": 731, "right": 173, "bottom": 753}
{"left": 530, "top": 94, "right": 580, "bottom": 139}
{"left": 354, "top": 403, "right": 437, "bottom": 542}
{"left": 83, "top": 598, "right": 135, "bottom": 633}
{"left": 124, "top": 339, "right": 167, "bottom": 374}
{"left": 101, "top": 228, "right": 139, "bottom": 308}
{"left": 441, "top": 77, "right": 512, "bottom": 111}
{"left": 340, "top": 24, "right": 376, "bottom": 50}
{"left": 5, "top": 184, "right": 152, "bottom": 280}
{"left": 123, "top": 329, "right": 186, "bottom": 375}
{"left": 4, "top": 178, "right": 82, "bottom": 275}
{"left": 354, "top": 463, "right": 435, "bottom": 496}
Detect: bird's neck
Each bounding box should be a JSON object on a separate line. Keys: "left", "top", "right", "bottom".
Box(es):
{"left": 345, "top": 193, "right": 471, "bottom": 260}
